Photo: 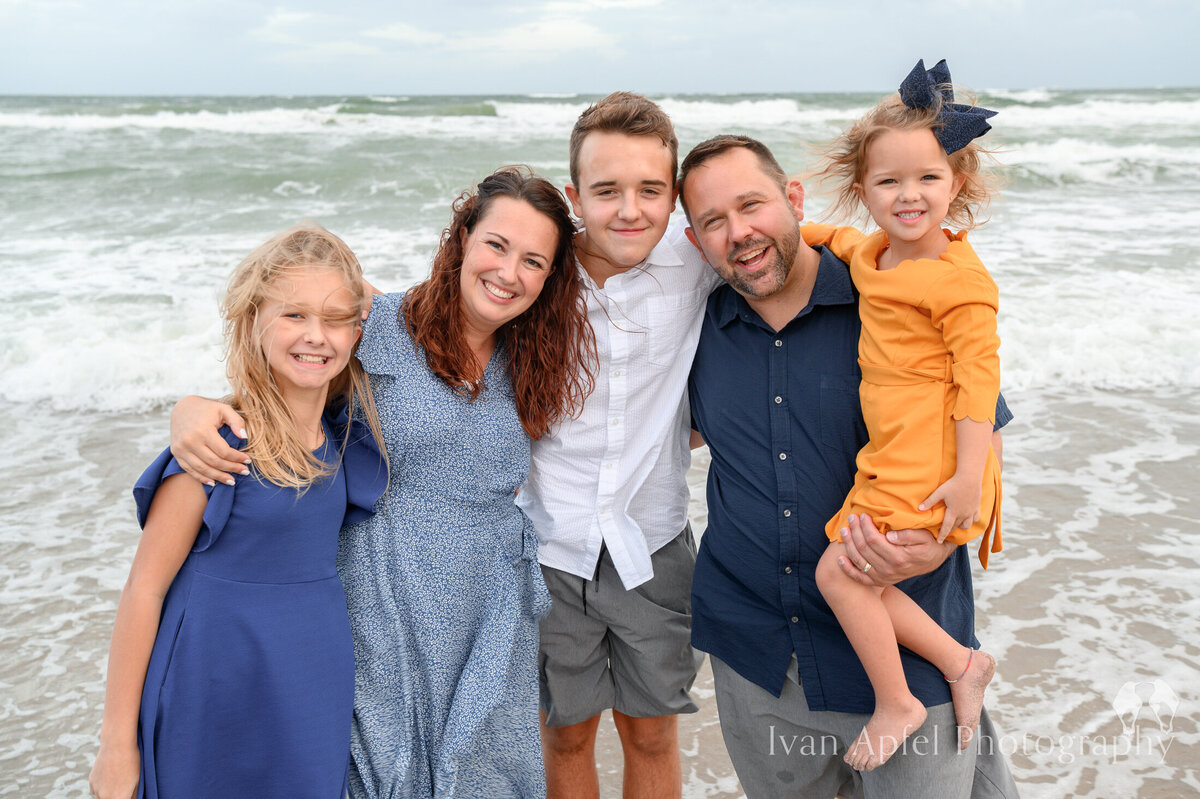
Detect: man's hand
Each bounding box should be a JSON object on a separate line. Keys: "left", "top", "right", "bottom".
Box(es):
{"left": 835, "top": 513, "right": 956, "bottom": 587}
{"left": 169, "top": 396, "right": 250, "bottom": 486}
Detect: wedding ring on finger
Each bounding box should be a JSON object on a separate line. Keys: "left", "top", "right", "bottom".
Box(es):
{"left": 861, "top": 561, "right": 873, "bottom": 574}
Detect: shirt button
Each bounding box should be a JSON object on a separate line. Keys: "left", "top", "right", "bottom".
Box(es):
{"left": 613, "top": 369, "right": 622, "bottom": 377}
{"left": 779, "top": 452, "right": 787, "bottom": 461}
{"left": 784, "top": 566, "right": 793, "bottom": 574}
{"left": 774, "top": 396, "right": 782, "bottom": 404}
{"left": 791, "top": 616, "right": 799, "bottom": 623}
{"left": 783, "top": 509, "right": 791, "bottom": 517}
{"left": 611, "top": 418, "right": 620, "bottom": 426}
{"left": 774, "top": 339, "right": 783, "bottom": 347}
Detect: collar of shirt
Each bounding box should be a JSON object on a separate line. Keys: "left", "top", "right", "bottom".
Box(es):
{"left": 709, "top": 244, "right": 857, "bottom": 331}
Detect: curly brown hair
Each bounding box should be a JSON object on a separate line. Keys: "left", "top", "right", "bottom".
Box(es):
{"left": 402, "top": 166, "right": 596, "bottom": 440}
{"left": 814, "top": 90, "right": 1000, "bottom": 230}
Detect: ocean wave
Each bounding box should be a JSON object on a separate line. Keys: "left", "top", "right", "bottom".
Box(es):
{"left": 999, "top": 98, "right": 1200, "bottom": 130}
{"left": 982, "top": 88, "right": 1057, "bottom": 104}
{"left": 1007, "top": 139, "right": 1200, "bottom": 185}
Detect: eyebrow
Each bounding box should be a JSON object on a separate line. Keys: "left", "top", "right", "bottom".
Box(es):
{"left": 694, "top": 191, "right": 769, "bottom": 227}
{"left": 483, "top": 231, "right": 549, "bottom": 262}
{"left": 586, "top": 178, "right": 670, "bottom": 190}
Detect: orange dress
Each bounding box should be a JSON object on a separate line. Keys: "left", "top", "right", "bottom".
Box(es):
{"left": 803, "top": 225, "right": 1003, "bottom": 568}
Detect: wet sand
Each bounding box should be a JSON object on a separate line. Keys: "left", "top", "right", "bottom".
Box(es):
{"left": 3, "top": 388, "right": 1199, "bottom": 797}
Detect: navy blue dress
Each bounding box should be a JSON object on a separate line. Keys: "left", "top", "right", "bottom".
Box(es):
{"left": 134, "top": 413, "right": 386, "bottom": 799}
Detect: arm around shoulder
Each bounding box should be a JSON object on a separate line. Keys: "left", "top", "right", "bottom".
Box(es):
{"left": 169, "top": 396, "right": 249, "bottom": 486}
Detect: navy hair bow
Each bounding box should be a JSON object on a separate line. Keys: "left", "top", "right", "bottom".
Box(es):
{"left": 899, "top": 59, "right": 996, "bottom": 154}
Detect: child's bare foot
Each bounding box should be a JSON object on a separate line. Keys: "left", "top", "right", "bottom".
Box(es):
{"left": 844, "top": 696, "right": 927, "bottom": 772}
{"left": 947, "top": 648, "right": 995, "bottom": 749}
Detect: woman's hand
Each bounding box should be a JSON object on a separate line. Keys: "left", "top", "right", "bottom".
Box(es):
{"left": 920, "top": 473, "right": 982, "bottom": 543}
{"left": 89, "top": 741, "right": 139, "bottom": 799}
{"left": 169, "top": 396, "right": 249, "bottom": 486}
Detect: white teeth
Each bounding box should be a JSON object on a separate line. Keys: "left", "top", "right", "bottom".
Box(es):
{"left": 293, "top": 354, "right": 327, "bottom": 364}
{"left": 483, "top": 281, "right": 516, "bottom": 299}
{"left": 897, "top": 211, "right": 923, "bottom": 219}
{"left": 737, "top": 247, "right": 767, "bottom": 264}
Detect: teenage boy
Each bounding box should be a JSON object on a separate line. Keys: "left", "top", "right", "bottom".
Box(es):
{"left": 519, "top": 92, "right": 720, "bottom": 799}
{"left": 678, "top": 134, "right": 1019, "bottom": 798}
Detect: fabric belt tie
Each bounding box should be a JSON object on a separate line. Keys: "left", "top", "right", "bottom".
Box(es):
{"left": 857, "top": 355, "right": 953, "bottom": 386}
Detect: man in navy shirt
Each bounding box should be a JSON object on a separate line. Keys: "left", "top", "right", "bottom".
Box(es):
{"left": 678, "top": 135, "right": 1019, "bottom": 798}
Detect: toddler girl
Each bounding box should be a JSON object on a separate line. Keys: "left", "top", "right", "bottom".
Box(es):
{"left": 807, "top": 59, "right": 1003, "bottom": 772}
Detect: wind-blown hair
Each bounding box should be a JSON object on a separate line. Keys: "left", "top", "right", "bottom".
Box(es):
{"left": 222, "top": 223, "right": 385, "bottom": 489}
{"left": 402, "top": 167, "right": 596, "bottom": 440}
{"left": 814, "top": 90, "right": 1000, "bottom": 230}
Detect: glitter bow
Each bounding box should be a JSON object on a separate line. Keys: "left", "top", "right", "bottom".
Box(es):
{"left": 899, "top": 59, "right": 997, "bottom": 154}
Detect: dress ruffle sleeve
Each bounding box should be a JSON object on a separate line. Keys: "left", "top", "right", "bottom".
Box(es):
{"left": 132, "top": 427, "right": 245, "bottom": 552}
{"left": 800, "top": 223, "right": 866, "bottom": 262}
{"left": 357, "top": 291, "right": 407, "bottom": 377}
{"left": 326, "top": 404, "right": 388, "bottom": 527}
{"left": 925, "top": 233, "right": 1001, "bottom": 425}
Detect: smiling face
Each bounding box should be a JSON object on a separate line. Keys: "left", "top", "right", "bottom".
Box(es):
{"left": 856, "top": 127, "right": 966, "bottom": 261}
{"left": 458, "top": 195, "right": 558, "bottom": 342}
{"left": 260, "top": 267, "right": 361, "bottom": 403}
{"left": 682, "top": 146, "right": 804, "bottom": 300}
{"left": 565, "top": 130, "right": 676, "bottom": 274}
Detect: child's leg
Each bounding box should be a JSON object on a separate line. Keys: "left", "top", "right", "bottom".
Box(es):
{"left": 883, "top": 586, "right": 996, "bottom": 749}
{"left": 815, "top": 544, "right": 926, "bottom": 771}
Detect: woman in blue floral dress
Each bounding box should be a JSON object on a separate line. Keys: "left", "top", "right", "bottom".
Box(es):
{"left": 170, "top": 168, "right": 595, "bottom": 798}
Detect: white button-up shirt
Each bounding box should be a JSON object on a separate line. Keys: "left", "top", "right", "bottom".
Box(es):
{"left": 519, "top": 220, "right": 723, "bottom": 589}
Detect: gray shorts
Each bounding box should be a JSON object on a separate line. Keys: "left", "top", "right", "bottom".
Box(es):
{"left": 711, "top": 655, "right": 1020, "bottom": 799}
{"left": 539, "top": 526, "right": 703, "bottom": 727}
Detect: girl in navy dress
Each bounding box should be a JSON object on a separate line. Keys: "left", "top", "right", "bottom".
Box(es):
{"left": 89, "top": 224, "right": 387, "bottom": 799}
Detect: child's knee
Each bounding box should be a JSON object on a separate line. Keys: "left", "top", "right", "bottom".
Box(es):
{"left": 815, "top": 544, "right": 845, "bottom": 596}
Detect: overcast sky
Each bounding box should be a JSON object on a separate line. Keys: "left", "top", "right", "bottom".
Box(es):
{"left": 2, "top": 0, "right": 1196, "bottom": 95}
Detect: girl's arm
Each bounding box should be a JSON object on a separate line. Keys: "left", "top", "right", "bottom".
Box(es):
{"left": 89, "top": 475, "right": 207, "bottom": 799}
{"left": 799, "top": 223, "right": 866, "bottom": 263}
{"left": 920, "top": 418, "right": 992, "bottom": 542}
{"left": 919, "top": 243, "right": 1002, "bottom": 543}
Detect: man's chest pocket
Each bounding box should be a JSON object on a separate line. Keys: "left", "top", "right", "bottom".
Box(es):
{"left": 818, "top": 374, "right": 866, "bottom": 454}
{"left": 643, "top": 292, "right": 705, "bottom": 369}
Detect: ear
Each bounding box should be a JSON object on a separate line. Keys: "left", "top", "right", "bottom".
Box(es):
{"left": 564, "top": 184, "right": 584, "bottom": 219}
{"left": 786, "top": 178, "right": 805, "bottom": 221}
{"left": 459, "top": 224, "right": 468, "bottom": 250}
{"left": 669, "top": 184, "right": 679, "bottom": 213}
{"left": 684, "top": 227, "right": 709, "bottom": 263}
{"left": 853, "top": 182, "right": 866, "bottom": 205}
{"left": 951, "top": 171, "right": 967, "bottom": 200}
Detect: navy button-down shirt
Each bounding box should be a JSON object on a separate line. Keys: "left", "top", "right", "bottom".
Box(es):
{"left": 688, "top": 246, "right": 1012, "bottom": 713}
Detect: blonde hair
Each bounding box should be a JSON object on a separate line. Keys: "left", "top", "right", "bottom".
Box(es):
{"left": 815, "top": 90, "right": 1000, "bottom": 230}
{"left": 222, "top": 223, "right": 386, "bottom": 489}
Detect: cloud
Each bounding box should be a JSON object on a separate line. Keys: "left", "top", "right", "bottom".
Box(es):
{"left": 251, "top": 8, "right": 321, "bottom": 45}
{"left": 364, "top": 22, "right": 446, "bottom": 46}
{"left": 362, "top": 11, "right": 620, "bottom": 65}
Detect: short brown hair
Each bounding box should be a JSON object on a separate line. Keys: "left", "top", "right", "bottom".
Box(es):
{"left": 568, "top": 92, "right": 678, "bottom": 188}
{"left": 678, "top": 135, "right": 788, "bottom": 224}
